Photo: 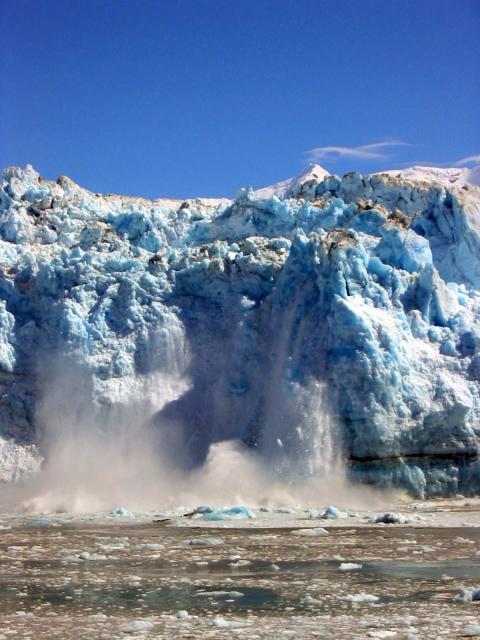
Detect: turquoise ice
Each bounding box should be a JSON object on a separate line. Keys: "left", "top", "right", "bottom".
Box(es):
{"left": 1, "top": 164, "right": 480, "bottom": 496}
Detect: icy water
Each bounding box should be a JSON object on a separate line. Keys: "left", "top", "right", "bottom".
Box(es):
{"left": 1, "top": 514, "right": 480, "bottom": 638}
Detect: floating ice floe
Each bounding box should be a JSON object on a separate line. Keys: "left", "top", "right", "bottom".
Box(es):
{"left": 341, "top": 593, "right": 379, "bottom": 603}
{"left": 291, "top": 527, "right": 329, "bottom": 536}
{"left": 194, "top": 505, "right": 255, "bottom": 521}
{"left": 185, "top": 537, "right": 224, "bottom": 546}
{"left": 211, "top": 615, "right": 245, "bottom": 628}
{"left": 339, "top": 562, "right": 362, "bottom": 571}
{"left": 136, "top": 543, "right": 163, "bottom": 551}
{"left": 120, "top": 620, "right": 154, "bottom": 632}
{"left": 24, "top": 519, "right": 53, "bottom": 528}
{"left": 229, "top": 559, "right": 251, "bottom": 568}
{"left": 87, "top": 613, "right": 108, "bottom": 621}
{"left": 457, "top": 587, "right": 480, "bottom": 601}
{"left": 176, "top": 610, "right": 189, "bottom": 619}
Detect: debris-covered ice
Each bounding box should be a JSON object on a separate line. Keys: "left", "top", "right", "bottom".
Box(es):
{"left": 375, "top": 513, "right": 409, "bottom": 524}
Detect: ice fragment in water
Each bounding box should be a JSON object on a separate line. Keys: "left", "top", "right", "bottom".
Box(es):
{"left": 342, "top": 593, "right": 379, "bottom": 603}
{"left": 339, "top": 562, "right": 362, "bottom": 570}
{"left": 176, "top": 610, "right": 189, "bottom": 619}
{"left": 321, "top": 505, "right": 340, "bottom": 519}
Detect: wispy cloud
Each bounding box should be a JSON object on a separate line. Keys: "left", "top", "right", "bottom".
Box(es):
{"left": 306, "top": 140, "right": 409, "bottom": 162}
{"left": 389, "top": 155, "right": 480, "bottom": 169}
{"left": 455, "top": 154, "right": 480, "bottom": 167}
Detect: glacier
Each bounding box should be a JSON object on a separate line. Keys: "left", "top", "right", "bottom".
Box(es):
{"left": 1, "top": 162, "right": 480, "bottom": 498}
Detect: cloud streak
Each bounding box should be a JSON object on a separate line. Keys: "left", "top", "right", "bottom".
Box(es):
{"left": 455, "top": 154, "right": 480, "bottom": 167}
{"left": 306, "top": 140, "right": 409, "bottom": 162}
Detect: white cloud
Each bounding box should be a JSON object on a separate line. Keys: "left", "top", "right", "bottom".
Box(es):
{"left": 455, "top": 154, "right": 480, "bottom": 167}
{"left": 306, "top": 140, "right": 409, "bottom": 162}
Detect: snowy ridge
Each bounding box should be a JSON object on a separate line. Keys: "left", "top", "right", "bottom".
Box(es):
{"left": 1, "top": 163, "right": 480, "bottom": 496}
{"left": 377, "top": 165, "right": 480, "bottom": 189}
{"left": 254, "top": 163, "right": 330, "bottom": 198}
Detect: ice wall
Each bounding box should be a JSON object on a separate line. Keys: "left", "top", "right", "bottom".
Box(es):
{"left": 1, "top": 164, "right": 480, "bottom": 497}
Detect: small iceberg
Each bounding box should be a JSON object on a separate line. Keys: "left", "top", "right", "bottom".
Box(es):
{"left": 111, "top": 506, "right": 133, "bottom": 517}
{"left": 192, "top": 505, "right": 254, "bottom": 520}
{"left": 212, "top": 615, "right": 245, "bottom": 628}
{"left": 462, "top": 626, "right": 480, "bottom": 636}
{"left": 341, "top": 592, "right": 379, "bottom": 603}
{"left": 320, "top": 505, "right": 340, "bottom": 519}
{"left": 87, "top": 613, "right": 108, "bottom": 621}
{"left": 457, "top": 587, "right": 480, "bottom": 602}
{"left": 176, "top": 610, "right": 189, "bottom": 619}
{"left": 339, "top": 562, "right": 362, "bottom": 571}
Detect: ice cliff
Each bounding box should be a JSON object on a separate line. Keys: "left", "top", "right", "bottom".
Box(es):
{"left": 1, "top": 162, "right": 480, "bottom": 497}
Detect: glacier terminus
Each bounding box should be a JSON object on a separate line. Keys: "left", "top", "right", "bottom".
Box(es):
{"left": 1, "top": 162, "right": 480, "bottom": 498}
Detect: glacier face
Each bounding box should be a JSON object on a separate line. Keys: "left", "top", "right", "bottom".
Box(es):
{"left": 1, "top": 163, "right": 480, "bottom": 496}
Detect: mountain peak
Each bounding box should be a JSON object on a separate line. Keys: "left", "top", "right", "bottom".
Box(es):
{"left": 254, "top": 163, "right": 330, "bottom": 199}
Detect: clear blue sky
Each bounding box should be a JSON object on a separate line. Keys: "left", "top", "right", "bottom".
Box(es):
{"left": 2, "top": 0, "right": 479, "bottom": 198}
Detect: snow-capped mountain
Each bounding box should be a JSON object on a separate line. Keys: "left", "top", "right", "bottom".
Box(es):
{"left": 1, "top": 162, "right": 480, "bottom": 497}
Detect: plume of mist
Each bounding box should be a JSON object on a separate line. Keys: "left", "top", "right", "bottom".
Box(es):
{"left": 0, "top": 350, "right": 395, "bottom": 514}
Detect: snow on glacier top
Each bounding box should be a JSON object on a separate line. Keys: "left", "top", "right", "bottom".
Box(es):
{"left": 375, "top": 165, "right": 480, "bottom": 189}
{"left": 254, "top": 163, "right": 330, "bottom": 199}
{"left": 254, "top": 163, "right": 480, "bottom": 200}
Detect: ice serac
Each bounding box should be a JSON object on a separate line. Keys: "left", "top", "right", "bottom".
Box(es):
{"left": 1, "top": 163, "right": 480, "bottom": 497}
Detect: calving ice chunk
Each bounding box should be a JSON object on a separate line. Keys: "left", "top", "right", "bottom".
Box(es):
{"left": 1, "top": 162, "right": 480, "bottom": 498}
